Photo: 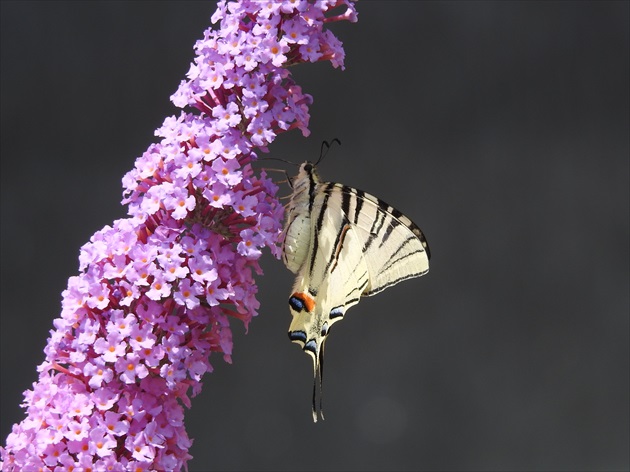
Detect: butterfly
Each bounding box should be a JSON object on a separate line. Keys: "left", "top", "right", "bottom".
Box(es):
{"left": 281, "top": 156, "right": 430, "bottom": 422}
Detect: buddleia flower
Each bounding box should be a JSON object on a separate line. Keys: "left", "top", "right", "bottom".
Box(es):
{"left": 1, "top": 1, "right": 357, "bottom": 470}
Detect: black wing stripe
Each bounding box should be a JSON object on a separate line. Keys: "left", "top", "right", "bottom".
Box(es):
{"left": 379, "top": 215, "right": 401, "bottom": 248}
{"left": 353, "top": 189, "right": 365, "bottom": 225}
{"left": 328, "top": 222, "right": 350, "bottom": 274}
{"left": 309, "top": 183, "right": 334, "bottom": 278}
{"left": 343, "top": 296, "right": 362, "bottom": 306}
{"left": 307, "top": 167, "right": 317, "bottom": 213}
{"left": 362, "top": 200, "right": 389, "bottom": 253}
{"left": 324, "top": 186, "right": 354, "bottom": 274}
{"left": 345, "top": 269, "right": 369, "bottom": 299}
{"left": 381, "top": 246, "right": 426, "bottom": 274}
{"left": 386, "top": 234, "right": 422, "bottom": 264}
{"left": 365, "top": 268, "right": 429, "bottom": 296}
{"left": 340, "top": 185, "right": 352, "bottom": 219}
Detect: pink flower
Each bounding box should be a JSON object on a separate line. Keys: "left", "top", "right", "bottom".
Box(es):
{"left": 86, "top": 281, "right": 111, "bottom": 310}
{"left": 188, "top": 253, "right": 218, "bottom": 284}
{"left": 116, "top": 280, "right": 141, "bottom": 306}
{"left": 106, "top": 310, "right": 137, "bottom": 337}
{"left": 237, "top": 228, "right": 265, "bottom": 257}
{"left": 90, "top": 427, "right": 117, "bottom": 458}
{"left": 115, "top": 353, "right": 149, "bottom": 384}
{"left": 282, "top": 17, "right": 310, "bottom": 44}
{"left": 145, "top": 273, "right": 172, "bottom": 300}
{"left": 212, "top": 156, "right": 243, "bottom": 185}
{"left": 232, "top": 192, "right": 259, "bottom": 217}
{"left": 102, "top": 411, "right": 130, "bottom": 437}
{"left": 128, "top": 323, "right": 157, "bottom": 351}
{"left": 65, "top": 418, "right": 90, "bottom": 441}
{"left": 247, "top": 111, "right": 276, "bottom": 146}
{"left": 262, "top": 36, "right": 291, "bottom": 66}
{"left": 163, "top": 185, "right": 196, "bottom": 220}
{"left": 212, "top": 101, "right": 242, "bottom": 131}
{"left": 2, "top": 0, "right": 357, "bottom": 470}
{"left": 204, "top": 277, "right": 232, "bottom": 307}
{"left": 94, "top": 331, "right": 127, "bottom": 363}
{"left": 161, "top": 257, "right": 189, "bottom": 283}
{"left": 173, "top": 278, "right": 204, "bottom": 309}
{"left": 92, "top": 387, "right": 119, "bottom": 411}
{"left": 83, "top": 360, "right": 114, "bottom": 389}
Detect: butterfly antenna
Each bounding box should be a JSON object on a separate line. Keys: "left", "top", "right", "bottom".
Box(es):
{"left": 261, "top": 156, "right": 298, "bottom": 166}
{"left": 262, "top": 167, "right": 289, "bottom": 174}
{"left": 261, "top": 167, "right": 293, "bottom": 189}
{"left": 315, "top": 138, "right": 342, "bottom": 166}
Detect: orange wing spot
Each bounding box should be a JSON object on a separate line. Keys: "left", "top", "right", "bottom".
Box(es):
{"left": 291, "top": 291, "right": 316, "bottom": 313}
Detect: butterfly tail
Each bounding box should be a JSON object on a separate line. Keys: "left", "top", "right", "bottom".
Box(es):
{"left": 311, "top": 341, "right": 326, "bottom": 423}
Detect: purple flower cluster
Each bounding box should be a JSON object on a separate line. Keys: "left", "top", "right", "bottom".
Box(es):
{"left": 2, "top": 0, "right": 356, "bottom": 470}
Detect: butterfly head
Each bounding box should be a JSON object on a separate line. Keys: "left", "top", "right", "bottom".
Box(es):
{"left": 290, "top": 161, "right": 322, "bottom": 191}
{"left": 301, "top": 161, "right": 315, "bottom": 174}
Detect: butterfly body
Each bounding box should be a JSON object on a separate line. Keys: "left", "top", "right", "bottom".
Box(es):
{"left": 282, "top": 161, "right": 430, "bottom": 421}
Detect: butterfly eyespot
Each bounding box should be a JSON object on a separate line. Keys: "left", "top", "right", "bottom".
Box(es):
{"left": 289, "top": 296, "right": 304, "bottom": 312}
{"left": 289, "top": 292, "right": 316, "bottom": 312}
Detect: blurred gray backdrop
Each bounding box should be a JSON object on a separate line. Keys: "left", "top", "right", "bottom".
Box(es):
{"left": 1, "top": 2, "right": 628, "bottom": 471}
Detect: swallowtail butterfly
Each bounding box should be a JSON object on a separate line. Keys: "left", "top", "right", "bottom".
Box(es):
{"left": 282, "top": 159, "right": 430, "bottom": 422}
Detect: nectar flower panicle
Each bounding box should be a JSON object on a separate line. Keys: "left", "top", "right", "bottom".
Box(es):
{"left": 1, "top": 1, "right": 357, "bottom": 470}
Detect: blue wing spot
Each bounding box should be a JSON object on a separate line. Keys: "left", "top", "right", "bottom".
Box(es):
{"left": 289, "top": 296, "right": 304, "bottom": 312}
{"left": 321, "top": 322, "right": 329, "bottom": 337}
{"left": 329, "top": 306, "right": 344, "bottom": 320}
{"left": 288, "top": 330, "right": 307, "bottom": 343}
{"left": 304, "top": 340, "right": 317, "bottom": 354}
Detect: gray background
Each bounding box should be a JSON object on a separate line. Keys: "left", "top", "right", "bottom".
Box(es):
{"left": 1, "top": 1, "right": 628, "bottom": 471}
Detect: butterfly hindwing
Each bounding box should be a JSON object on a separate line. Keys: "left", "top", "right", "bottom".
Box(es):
{"left": 333, "top": 184, "right": 430, "bottom": 295}
{"left": 287, "top": 201, "right": 369, "bottom": 421}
